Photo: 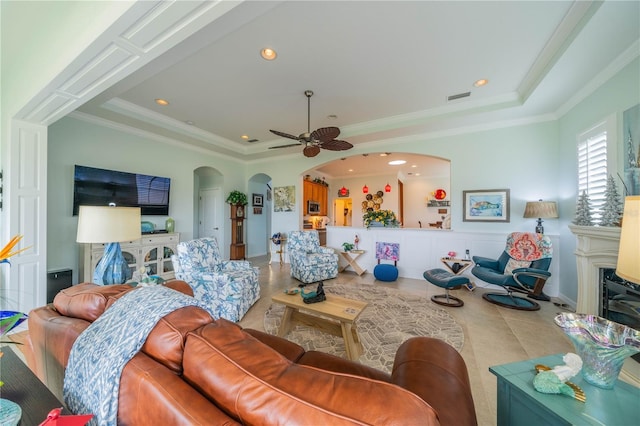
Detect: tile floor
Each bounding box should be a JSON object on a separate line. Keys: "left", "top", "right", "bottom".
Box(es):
{"left": 240, "top": 255, "right": 576, "bottom": 426}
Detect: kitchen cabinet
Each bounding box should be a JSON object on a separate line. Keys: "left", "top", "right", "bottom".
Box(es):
{"left": 79, "top": 232, "right": 180, "bottom": 283}
{"left": 303, "top": 180, "right": 328, "bottom": 215}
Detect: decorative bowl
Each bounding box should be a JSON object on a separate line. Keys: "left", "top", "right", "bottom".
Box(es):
{"left": 554, "top": 313, "right": 640, "bottom": 389}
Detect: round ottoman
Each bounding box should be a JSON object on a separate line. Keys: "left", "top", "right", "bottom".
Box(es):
{"left": 423, "top": 268, "right": 469, "bottom": 307}
{"left": 374, "top": 264, "right": 398, "bottom": 282}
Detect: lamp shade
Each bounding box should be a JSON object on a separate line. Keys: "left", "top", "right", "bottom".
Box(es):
{"left": 523, "top": 201, "right": 559, "bottom": 219}
{"left": 77, "top": 206, "right": 141, "bottom": 243}
{"left": 616, "top": 196, "right": 640, "bottom": 284}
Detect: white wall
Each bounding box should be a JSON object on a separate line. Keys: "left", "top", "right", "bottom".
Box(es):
{"left": 47, "top": 116, "right": 247, "bottom": 283}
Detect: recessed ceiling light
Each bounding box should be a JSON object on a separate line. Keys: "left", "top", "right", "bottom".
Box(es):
{"left": 241, "top": 135, "right": 249, "bottom": 139}
{"left": 379, "top": 153, "right": 388, "bottom": 157}
{"left": 260, "top": 48, "right": 277, "bottom": 60}
{"left": 348, "top": 169, "right": 354, "bottom": 172}
{"left": 328, "top": 114, "right": 337, "bottom": 119}
{"left": 474, "top": 79, "right": 489, "bottom": 87}
{"left": 411, "top": 164, "right": 417, "bottom": 168}
{"left": 155, "top": 98, "right": 169, "bottom": 106}
{"left": 415, "top": 173, "right": 421, "bottom": 176}
{"left": 388, "top": 160, "right": 406, "bottom": 165}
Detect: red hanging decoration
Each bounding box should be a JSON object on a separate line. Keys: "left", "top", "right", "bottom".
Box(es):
{"left": 362, "top": 185, "right": 369, "bottom": 194}
{"left": 340, "top": 186, "right": 348, "bottom": 196}
{"left": 385, "top": 183, "right": 391, "bottom": 192}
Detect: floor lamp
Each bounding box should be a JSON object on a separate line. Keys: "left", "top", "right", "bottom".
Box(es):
{"left": 77, "top": 206, "right": 141, "bottom": 285}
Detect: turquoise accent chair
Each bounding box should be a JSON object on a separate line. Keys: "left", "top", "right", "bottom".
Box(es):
{"left": 287, "top": 231, "right": 338, "bottom": 284}
{"left": 172, "top": 237, "right": 260, "bottom": 322}
{"left": 471, "top": 232, "right": 552, "bottom": 311}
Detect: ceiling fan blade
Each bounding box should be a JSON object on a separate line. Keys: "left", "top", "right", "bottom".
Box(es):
{"left": 269, "top": 143, "right": 302, "bottom": 149}
{"left": 320, "top": 139, "right": 354, "bottom": 151}
{"left": 270, "top": 129, "right": 300, "bottom": 140}
{"left": 303, "top": 145, "right": 321, "bottom": 157}
{"left": 311, "top": 126, "right": 340, "bottom": 143}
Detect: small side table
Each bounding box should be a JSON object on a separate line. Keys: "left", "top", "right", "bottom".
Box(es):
{"left": 440, "top": 257, "right": 475, "bottom": 291}
{"left": 269, "top": 237, "right": 287, "bottom": 266}
{"left": 490, "top": 354, "right": 640, "bottom": 426}
{"left": 339, "top": 250, "right": 366, "bottom": 275}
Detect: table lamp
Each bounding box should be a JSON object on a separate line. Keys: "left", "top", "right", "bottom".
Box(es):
{"left": 523, "top": 200, "right": 558, "bottom": 234}
{"left": 76, "top": 206, "right": 141, "bottom": 285}
{"left": 616, "top": 196, "right": 640, "bottom": 284}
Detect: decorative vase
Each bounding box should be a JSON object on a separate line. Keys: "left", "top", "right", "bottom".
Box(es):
{"left": 555, "top": 313, "right": 640, "bottom": 389}
{"left": 165, "top": 217, "right": 175, "bottom": 233}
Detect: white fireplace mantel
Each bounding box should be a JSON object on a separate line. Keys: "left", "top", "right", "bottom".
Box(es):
{"left": 569, "top": 224, "right": 621, "bottom": 314}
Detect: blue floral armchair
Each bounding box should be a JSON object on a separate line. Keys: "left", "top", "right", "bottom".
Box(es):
{"left": 287, "top": 231, "right": 338, "bottom": 284}
{"left": 171, "top": 237, "right": 260, "bottom": 322}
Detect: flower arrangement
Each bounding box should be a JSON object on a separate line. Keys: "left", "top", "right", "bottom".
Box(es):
{"left": 1, "top": 235, "right": 30, "bottom": 373}
{"left": 225, "top": 190, "right": 248, "bottom": 205}
{"left": 363, "top": 209, "right": 399, "bottom": 228}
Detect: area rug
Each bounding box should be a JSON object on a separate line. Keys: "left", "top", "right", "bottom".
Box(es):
{"left": 264, "top": 283, "right": 464, "bottom": 373}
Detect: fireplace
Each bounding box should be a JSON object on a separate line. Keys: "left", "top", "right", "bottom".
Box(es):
{"left": 570, "top": 224, "right": 639, "bottom": 385}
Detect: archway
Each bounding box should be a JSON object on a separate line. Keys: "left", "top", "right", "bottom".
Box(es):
{"left": 247, "top": 173, "right": 273, "bottom": 258}
{"left": 310, "top": 153, "right": 451, "bottom": 229}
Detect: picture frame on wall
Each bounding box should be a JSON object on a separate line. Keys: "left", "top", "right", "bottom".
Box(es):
{"left": 252, "top": 193, "right": 264, "bottom": 207}
{"left": 462, "top": 189, "right": 510, "bottom": 222}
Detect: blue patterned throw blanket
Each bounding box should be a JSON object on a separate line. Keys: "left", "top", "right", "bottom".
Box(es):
{"left": 63, "top": 285, "right": 213, "bottom": 425}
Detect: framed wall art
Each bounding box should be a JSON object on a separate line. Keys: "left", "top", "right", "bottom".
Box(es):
{"left": 252, "top": 193, "right": 264, "bottom": 207}
{"left": 274, "top": 186, "right": 295, "bottom": 212}
{"left": 462, "top": 189, "right": 510, "bottom": 222}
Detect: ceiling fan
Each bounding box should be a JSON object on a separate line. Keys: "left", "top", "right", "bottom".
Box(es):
{"left": 269, "top": 90, "right": 353, "bottom": 157}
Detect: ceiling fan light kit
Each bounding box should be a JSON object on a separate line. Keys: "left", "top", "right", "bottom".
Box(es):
{"left": 269, "top": 90, "right": 354, "bottom": 157}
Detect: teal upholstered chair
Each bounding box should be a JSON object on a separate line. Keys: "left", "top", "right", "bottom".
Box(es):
{"left": 471, "top": 232, "right": 552, "bottom": 311}
{"left": 287, "top": 230, "right": 338, "bottom": 284}
{"left": 172, "top": 237, "right": 260, "bottom": 321}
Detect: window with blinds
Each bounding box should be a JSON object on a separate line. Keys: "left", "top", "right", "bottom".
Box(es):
{"left": 577, "top": 122, "right": 608, "bottom": 224}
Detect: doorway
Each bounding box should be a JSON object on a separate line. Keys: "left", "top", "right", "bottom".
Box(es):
{"left": 334, "top": 198, "right": 353, "bottom": 226}
{"left": 198, "top": 188, "right": 222, "bottom": 241}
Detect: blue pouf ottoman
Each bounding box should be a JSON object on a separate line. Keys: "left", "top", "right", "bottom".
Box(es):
{"left": 374, "top": 264, "right": 399, "bottom": 282}
{"left": 423, "top": 268, "right": 469, "bottom": 307}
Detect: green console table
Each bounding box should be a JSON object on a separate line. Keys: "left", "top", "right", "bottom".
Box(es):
{"left": 490, "top": 354, "right": 640, "bottom": 426}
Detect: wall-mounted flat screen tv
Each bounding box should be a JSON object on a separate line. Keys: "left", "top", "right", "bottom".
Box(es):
{"left": 73, "top": 165, "right": 171, "bottom": 215}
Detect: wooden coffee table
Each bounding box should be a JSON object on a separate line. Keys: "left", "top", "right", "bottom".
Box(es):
{"left": 271, "top": 292, "right": 368, "bottom": 361}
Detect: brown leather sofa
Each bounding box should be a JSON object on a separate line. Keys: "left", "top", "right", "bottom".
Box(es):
{"left": 27, "top": 281, "right": 477, "bottom": 425}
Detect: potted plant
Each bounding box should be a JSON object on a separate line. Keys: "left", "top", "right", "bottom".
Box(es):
{"left": 342, "top": 242, "right": 354, "bottom": 252}
{"left": 225, "top": 190, "right": 248, "bottom": 205}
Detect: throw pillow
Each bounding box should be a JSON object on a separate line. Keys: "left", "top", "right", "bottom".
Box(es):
{"left": 503, "top": 258, "right": 531, "bottom": 275}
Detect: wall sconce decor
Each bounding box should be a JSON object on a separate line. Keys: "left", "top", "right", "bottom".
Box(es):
{"left": 362, "top": 185, "right": 369, "bottom": 194}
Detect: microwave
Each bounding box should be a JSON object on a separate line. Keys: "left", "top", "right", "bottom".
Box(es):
{"left": 307, "top": 200, "right": 320, "bottom": 214}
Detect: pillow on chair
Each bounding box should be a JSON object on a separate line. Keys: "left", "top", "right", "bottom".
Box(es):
{"left": 503, "top": 259, "right": 531, "bottom": 275}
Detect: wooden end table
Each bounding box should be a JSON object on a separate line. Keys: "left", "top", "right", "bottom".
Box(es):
{"left": 271, "top": 292, "right": 368, "bottom": 361}
{"left": 440, "top": 257, "right": 476, "bottom": 291}
{"left": 0, "top": 348, "right": 69, "bottom": 424}
{"left": 338, "top": 250, "right": 366, "bottom": 275}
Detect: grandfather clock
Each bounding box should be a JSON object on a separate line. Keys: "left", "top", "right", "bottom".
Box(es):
{"left": 230, "top": 204, "right": 245, "bottom": 260}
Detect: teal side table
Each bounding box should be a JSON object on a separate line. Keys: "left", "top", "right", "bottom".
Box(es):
{"left": 490, "top": 354, "right": 640, "bottom": 426}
